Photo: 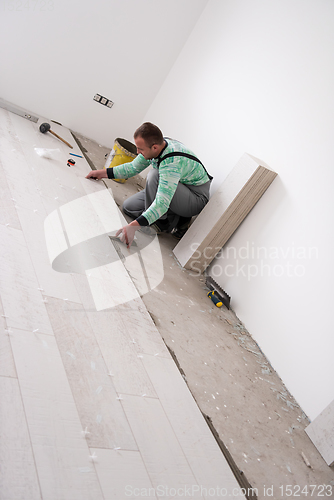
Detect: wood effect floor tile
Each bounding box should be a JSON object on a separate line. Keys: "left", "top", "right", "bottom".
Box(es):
{"left": 0, "top": 376, "right": 42, "bottom": 500}
{"left": 59, "top": 188, "right": 124, "bottom": 247}
{"left": 0, "top": 157, "right": 21, "bottom": 230}
{"left": 78, "top": 176, "right": 115, "bottom": 197}
{"left": 0, "top": 136, "right": 42, "bottom": 213}
{"left": 72, "top": 273, "right": 97, "bottom": 311}
{"left": 133, "top": 232, "right": 164, "bottom": 293}
{"left": 0, "top": 111, "right": 53, "bottom": 213}
{"left": 84, "top": 308, "right": 158, "bottom": 398}
{"left": 0, "top": 297, "right": 17, "bottom": 378}
{"left": 91, "top": 448, "right": 157, "bottom": 500}
{"left": 0, "top": 224, "right": 53, "bottom": 334}
{"left": 45, "top": 296, "right": 138, "bottom": 450}
{"left": 173, "top": 153, "right": 277, "bottom": 272}
{"left": 10, "top": 329, "right": 104, "bottom": 500}
{"left": 305, "top": 400, "right": 334, "bottom": 466}
{"left": 86, "top": 260, "right": 140, "bottom": 311}
{"left": 121, "top": 395, "right": 199, "bottom": 492}
{"left": 0, "top": 110, "right": 87, "bottom": 214}
{"left": 114, "top": 231, "right": 164, "bottom": 298}
{"left": 142, "top": 355, "right": 246, "bottom": 498}
{"left": 115, "top": 298, "right": 170, "bottom": 358}
{"left": 17, "top": 204, "right": 81, "bottom": 304}
{"left": 3, "top": 111, "right": 90, "bottom": 191}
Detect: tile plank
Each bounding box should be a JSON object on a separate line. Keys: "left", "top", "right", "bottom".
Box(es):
{"left": 173, "top": 153, "right": 277, "bottom": 272}
{"left": 112, "top": 231, "right": 164, "bottom": 297}
{"left": 0, "top": 376, "right": 42, "bottom": 500}
{"left": 72, "top": 276, "right": 169, "bottom": 359}
{"left": 92, "top": 448, "right": 157, "bottom": 500}
{"left": 0, "top": 156, "right": 21, "bottom": 230}
{"left": 305, "top": 399, "right": 334, "bottom": 466}
{"left": 0, "top": 224, "right": 53, "bottom": 335}
{"left": 0, "top": 110, "right": 52, "bottom": 213}
{"left": 142, "top": 355, "right": 246, "bottom": 499}
{"left": 59, "top": 187, "right": 123, "bottom": 247}
{"left": 85, "top": 307, "right": 158, "bottom": 397}
{"left": 10, "top": 328, "right": 104, "bottom": 500}
{"left": 121, "top": 394, "right": 199, "bottom": 494}
{"left": 0, "top": 109, "right": 89, "bottom": 215}
{"left": 17, "top": 203, "right": 81, "bottom": 304}
{"left": 0, "top": 296, "right": 17, "bottom": 378}
{"left": 86, "top": 260, "right": 140, "bottom": 311}
{"left": 0, "top": 110, "right": 82, "bottom": 305}
{"left": 116, "top": 298, "right": 170, "bottom": 358}
{"left": 45, "top": 296, "right": 137, "bottom": 450}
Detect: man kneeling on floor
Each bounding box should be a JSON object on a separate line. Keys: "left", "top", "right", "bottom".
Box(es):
{"left": 85, "top": 122, "right": 212, "bottom": 248}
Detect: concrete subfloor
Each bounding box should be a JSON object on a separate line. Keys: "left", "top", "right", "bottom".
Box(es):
{"left": 73, "top": 131, "right": 334, "bottom": 499}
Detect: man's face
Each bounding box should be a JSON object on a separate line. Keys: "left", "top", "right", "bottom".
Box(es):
{"left": 134, "top": 136, "right": 158, "bottom": 160}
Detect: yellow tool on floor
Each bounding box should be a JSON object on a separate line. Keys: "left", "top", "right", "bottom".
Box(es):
{"left": 207, "top": 290, "right": 223, "bottom": 307}
{"left": 206, "top": 275, "right": 231, "bottom": 309}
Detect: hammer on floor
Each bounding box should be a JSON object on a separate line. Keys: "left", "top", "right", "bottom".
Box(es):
{"left": 39, "top": 122, "right": 73, "bottom": 149}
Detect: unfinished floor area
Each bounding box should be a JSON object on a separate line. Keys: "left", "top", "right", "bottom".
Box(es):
{"left": 0, "top": 109, "right": 333, "bottom": 500}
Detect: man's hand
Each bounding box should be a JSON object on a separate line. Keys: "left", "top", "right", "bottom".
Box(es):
{"left": 86, "top": 169, "right": 108, "bottom": 180}
{"left": 116, "top": 221, "right": 140, "bottom": 249}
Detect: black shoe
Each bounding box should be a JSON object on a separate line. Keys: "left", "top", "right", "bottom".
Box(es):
{"left": 152, "top": 219, "right": 170, "bottom": 233}
{"left": 152, "top": 215, "right": 180, "bottom": 233}
{"left": 172, "top": 217, "right": 191, "bottom": 239}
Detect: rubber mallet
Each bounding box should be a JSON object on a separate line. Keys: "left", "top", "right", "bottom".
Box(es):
{"left": 39, "top": 122, "right": 73, "bottom": 149}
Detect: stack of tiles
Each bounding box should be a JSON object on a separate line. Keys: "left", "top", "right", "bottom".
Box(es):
{"left": 173, "top": 153, "right": 278, "bottom": 273}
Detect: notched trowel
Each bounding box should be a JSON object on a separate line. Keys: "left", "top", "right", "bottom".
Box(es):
{"left": 108, "top": 228, "right": 155, "bottom": 259}
{"left": 205, "top": 275, "right": 231, "bottom": 309}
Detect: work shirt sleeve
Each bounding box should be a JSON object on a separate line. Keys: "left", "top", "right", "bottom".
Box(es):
{"left": 137, "top": 160, "right": 181, "bottom": 226}
{"left": 107, "top": 154, "right": 150, "bottom": 179}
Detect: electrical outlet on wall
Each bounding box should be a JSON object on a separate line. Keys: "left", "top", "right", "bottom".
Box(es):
{"left": 93, "top": 94, "right": 114, "bottom": 108}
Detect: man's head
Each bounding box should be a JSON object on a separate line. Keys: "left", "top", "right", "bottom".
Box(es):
{"left": 134, "top": 122, "right": 165, "bottom": 159}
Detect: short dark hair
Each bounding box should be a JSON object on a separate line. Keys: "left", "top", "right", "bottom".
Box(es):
{"left": 134, "top": 122, "right": 164, "bottom": 147}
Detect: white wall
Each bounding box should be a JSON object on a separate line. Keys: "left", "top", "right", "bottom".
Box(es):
{"left": 0, "top": 0, "right": 208, "bottom": 147}
{"left": 143, "top": 0, "right": 334, "bottom": 421}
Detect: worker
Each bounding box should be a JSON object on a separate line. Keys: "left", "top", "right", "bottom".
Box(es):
{"left": 85, "top": 122, "right": 212, "bottom": 248}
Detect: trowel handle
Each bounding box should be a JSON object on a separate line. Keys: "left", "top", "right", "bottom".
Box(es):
{"left": 207, "top": 291, "right": 223, "bottom": 308}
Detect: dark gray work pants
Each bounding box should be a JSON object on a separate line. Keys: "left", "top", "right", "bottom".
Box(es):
{"left": 122, "top": 169, "right": 211, "bottom": 223}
